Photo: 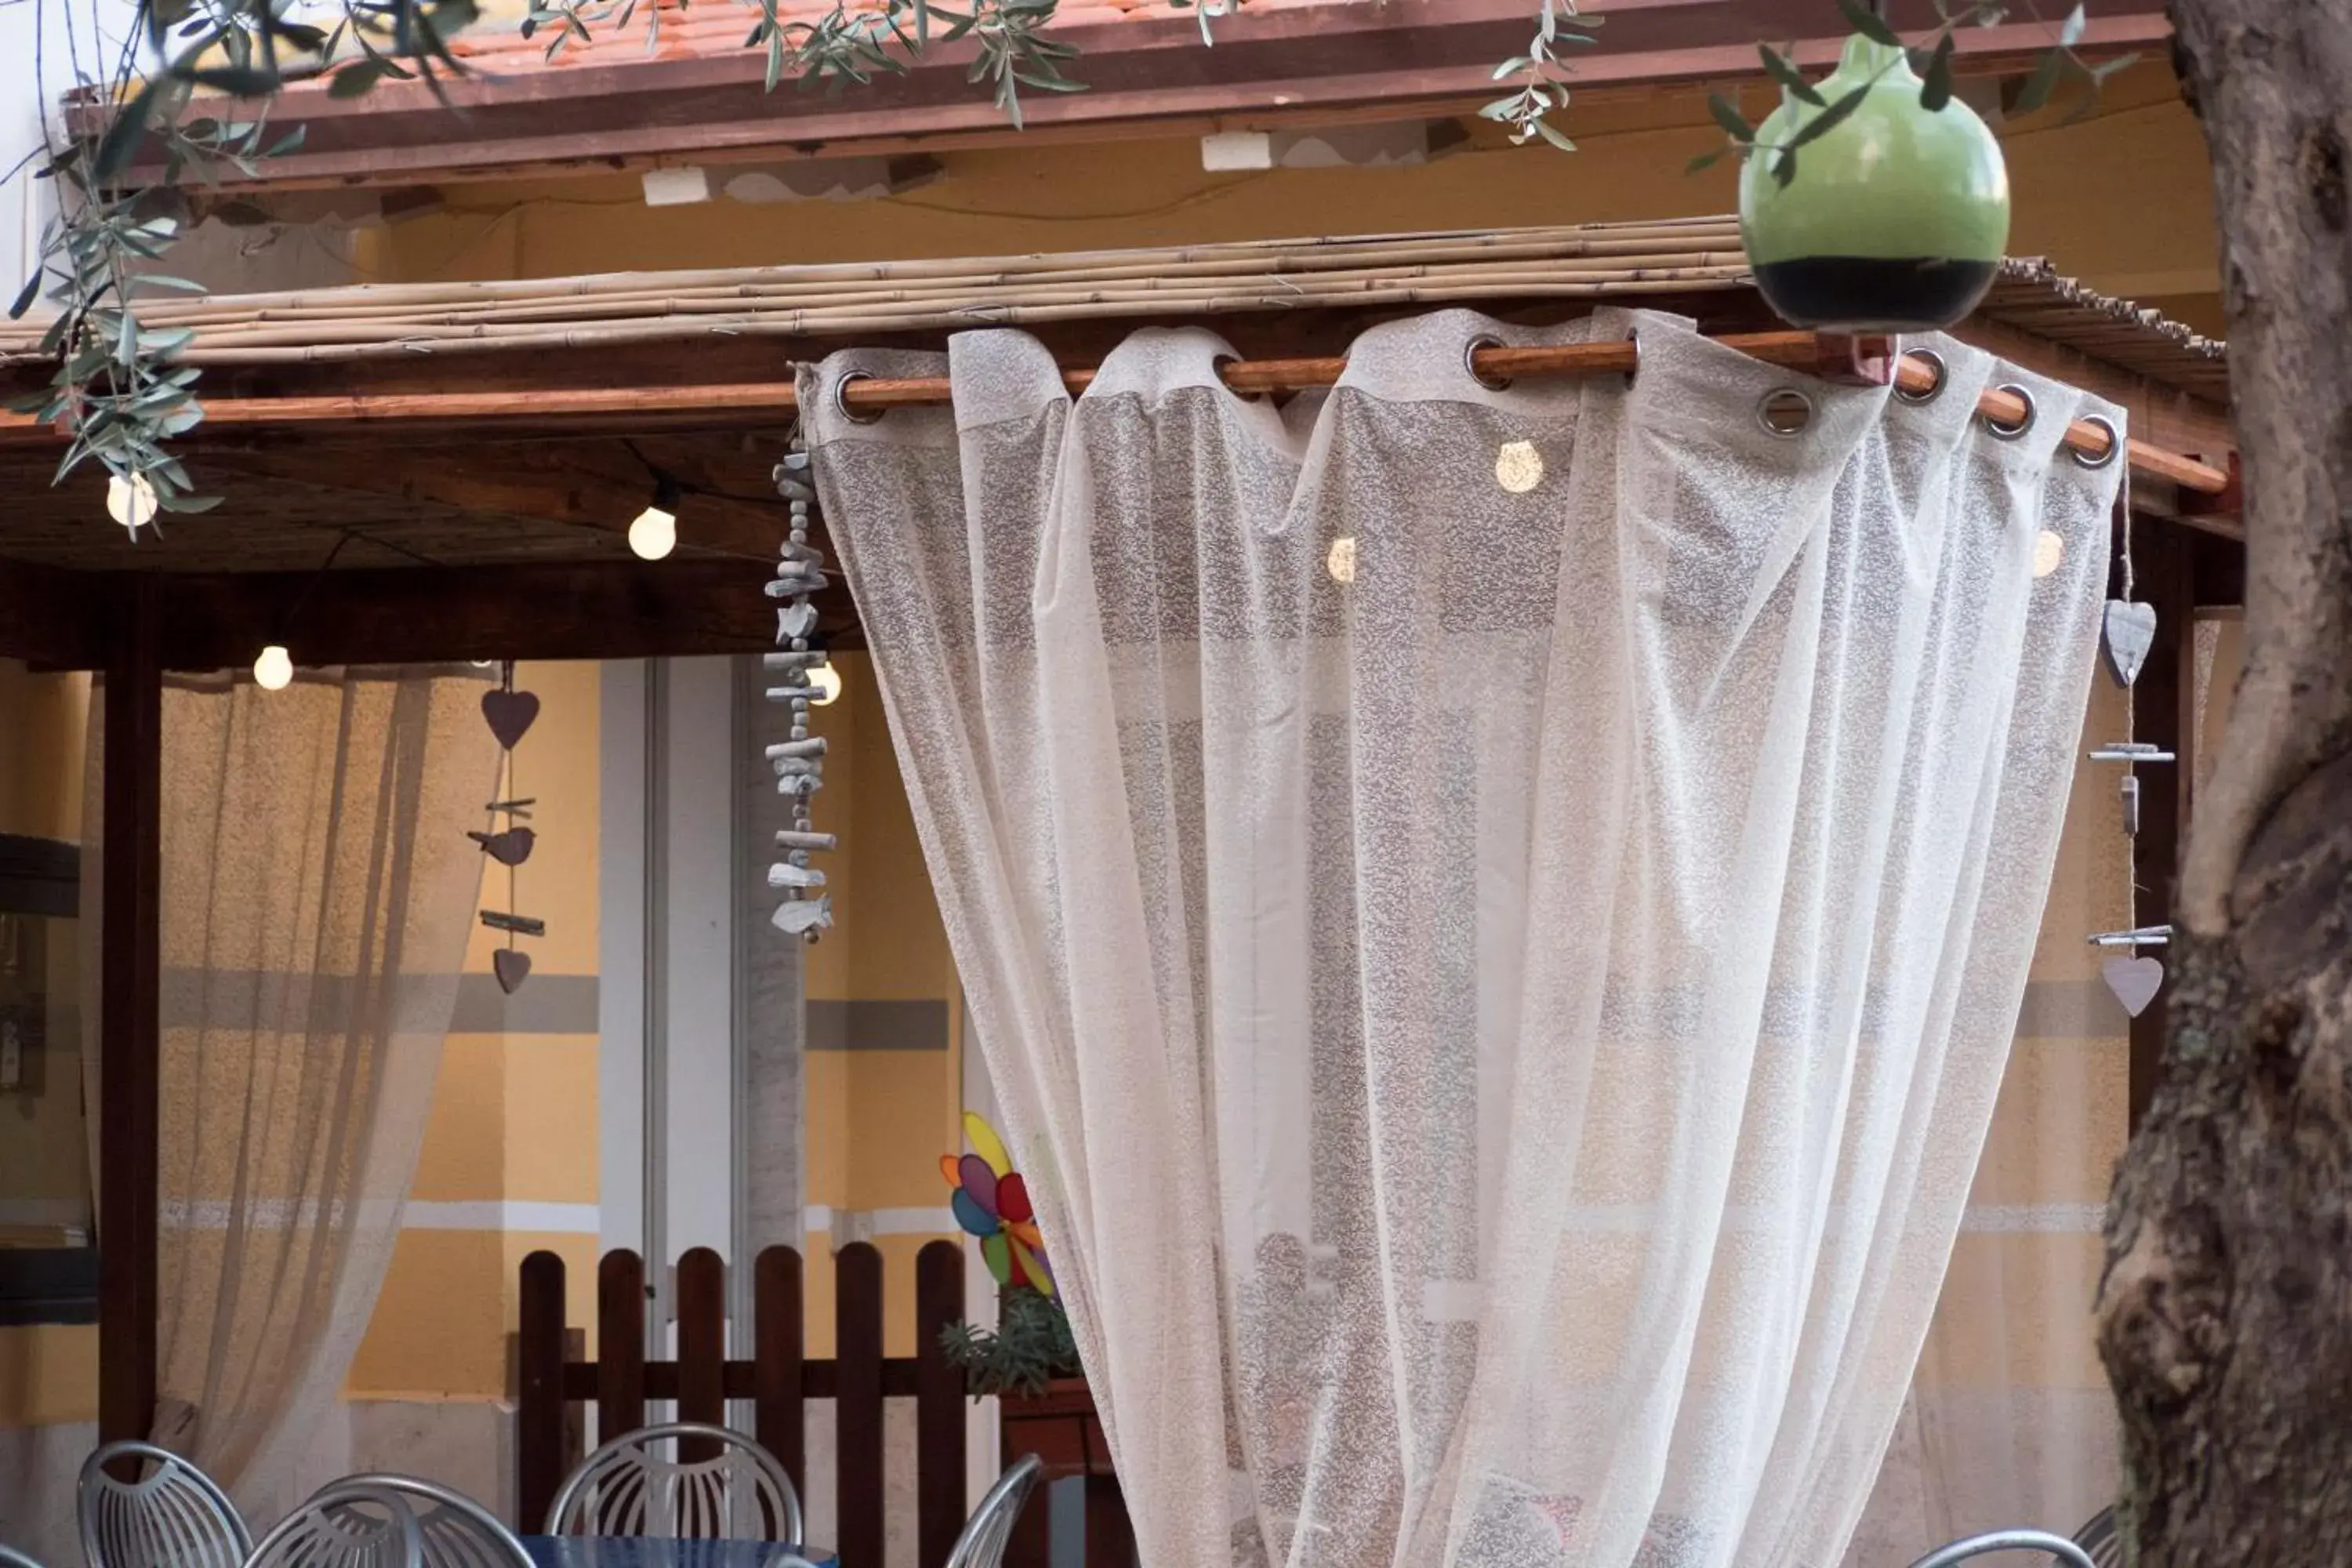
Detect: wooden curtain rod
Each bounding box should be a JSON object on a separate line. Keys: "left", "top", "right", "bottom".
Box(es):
{"left": 0, "top": 329, "right": 2231, "bottom": 495}
{"left": 837, "top": 330, "right": 2228, "bottom": 495}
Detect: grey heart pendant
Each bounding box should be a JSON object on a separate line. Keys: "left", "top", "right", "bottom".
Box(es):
{"left": 778, "top": 600, "right": 818, "bottom": 640}
{"left": 2103, "top": 601, "right": 2158, "bottom": 688}
{"left": 2103, "top": 955, "right": 2165, "bottom": 1017}
{"left": 481, "top": 687, "right": 541, "bottom": 750}
{"left": 468, "top": 826, "right": 536, "bottom": 867}
{"left": 492, "top": 947, "right": 533, "bottom": 995}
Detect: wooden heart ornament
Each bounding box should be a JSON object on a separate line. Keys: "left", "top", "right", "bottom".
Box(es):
{"left": 2103, "top": 955, "right": 2165, "bottom": 1018}
{"left": 2102, "top": 601, "right": 2158, "bottom": 688}
{"left": 481, "top": 687, "right": 541, "bottom": 750}
{"left": 492, "top": 947, "right": 533, "bottom": 996}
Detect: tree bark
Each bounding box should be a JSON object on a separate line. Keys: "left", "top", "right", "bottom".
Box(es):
{"left": 2097, "top": 3, "right": 2352, "bottom": 1563}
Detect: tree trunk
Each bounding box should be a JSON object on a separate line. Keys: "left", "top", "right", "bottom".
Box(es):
{"left": 2096, "top": 3, "right": 2352, "bottom": 1563}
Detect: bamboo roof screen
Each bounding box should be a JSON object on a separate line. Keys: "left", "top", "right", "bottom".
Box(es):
{"left": 0, "top": 217, "right": 2229, "bottom": 404}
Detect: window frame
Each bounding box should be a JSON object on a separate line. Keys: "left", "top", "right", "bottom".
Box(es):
{"left": 0, "top": 830, "right": 96, "bottom": 1327}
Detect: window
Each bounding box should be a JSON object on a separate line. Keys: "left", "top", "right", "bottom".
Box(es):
{"left": 0, "top": 833, "right": 96, "bottom": 1326}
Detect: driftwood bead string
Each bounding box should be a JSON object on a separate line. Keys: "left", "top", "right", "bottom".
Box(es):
{"left": 767, "top": 437, "right": 833, "bottom": 941}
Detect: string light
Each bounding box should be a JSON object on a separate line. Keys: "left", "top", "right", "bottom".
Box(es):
{"left": 807, "top": 658, "right": 843, "bottom": 706}
{"left": 629, "top": 474, "right": 683, "bottom": 561}
{"left": 107, "top": 472, "right": 158, "bottom": 534}
{"left": 253, "top": 644, "right": 294, "bottom": 691}
{"left": 1326, "top": 536, "right": 1357, "bottom": 583}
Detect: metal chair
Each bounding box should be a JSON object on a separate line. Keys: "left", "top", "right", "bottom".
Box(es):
{"left": 2072, "top": 1504, "right": 2123, "bottom": 1566}
{"left": 79, "top": 1440, "right": 253, "bottom": 1568}
{"left": 310, "top": 1477, "right": 535, "bottom": 1568}
{"left": 1907, "top": 1529, "right": 2097, "bottom": 1568}
{"left": 1, "top": 1541, "right": 47, "bottom": 1568}
{"left": 946, "top": 1455, "right": 1045, "bottom": 1568}
{"left": 244, "top": 1483, "right": 426, "bottom": 1568}
{"left": 546, "top": 1423, "right": 802, "bottom": 1544}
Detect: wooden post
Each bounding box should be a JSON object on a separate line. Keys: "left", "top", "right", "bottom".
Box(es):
{"left": 913, "top": 1241, "right": 967, "bottom": 1568}
{"left": 517, "top": 1250, "right": 570, "bottom": 1532}
{"left": 753, "top": 1246, "right": 807, "bottom": 1506}
{"left": 675, "top": 1247, "right": 728, "bottom": 1455}
{"left": 597, "top": 1249, "right": 648, "bottom": 1444}
{"left": 835, "top": 1243, "right": 886, "bottom": 1568}
{"left": 98, "top": 576, "right": 162, "bottom": 1445}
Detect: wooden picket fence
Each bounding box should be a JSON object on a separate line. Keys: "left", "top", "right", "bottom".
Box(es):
{"left": 516, "top": 1242, "right": 968, "bottom": 1568}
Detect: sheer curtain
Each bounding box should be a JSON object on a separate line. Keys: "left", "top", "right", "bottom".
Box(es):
{"left": 85, "top": 666, "right": 497, "bottom": 1508}
{"left": 1857, "top": 608, "right": 2247, "bottom": 1559}
{"left": 1850, "top": 674, "right": 2132, "bottom": 1560}
{"left": 804, "top": 310, "right": 2124, "bottom": 1568}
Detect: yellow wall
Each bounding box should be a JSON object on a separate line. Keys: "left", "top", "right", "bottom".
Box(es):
{"left": 0, "top": 664, "right": 94, "bottom": 1432}
{"left": 347, "top": 659, "right": 604, "bottom": 1401}
{"left": 803, "top": 653, "right": 967, "bottom": 1360}
{"left": 368, "top": 64, "right": 2217, "bottom": 318}
{"left": 340, "top": 650, "right": 967, "bottom": 1389}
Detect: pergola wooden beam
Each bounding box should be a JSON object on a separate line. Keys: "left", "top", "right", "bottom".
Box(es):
{"left": 0, "top": 557, "right": 855, "bottom": 671}
{"left": 82, "top": 0, "right": 2175, "bottom": 192}
{"left": 204, "top": 445, "right": 789, "bottom": 564}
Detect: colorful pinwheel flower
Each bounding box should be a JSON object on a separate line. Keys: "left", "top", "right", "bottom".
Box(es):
{"left": 942, "top": 1111, "right": 1054, "bottom": 1297}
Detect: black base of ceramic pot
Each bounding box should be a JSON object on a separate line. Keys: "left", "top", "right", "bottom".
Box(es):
{"left": 1751, "top": 256, "right": 2001, "bottom": 333}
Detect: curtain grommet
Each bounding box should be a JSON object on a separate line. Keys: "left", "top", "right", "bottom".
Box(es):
{"left": 1983, "top": 383, "right": 2037, "bottom": 440}
{"left": 833, "top": 370, "right": 884, "bottom": 425}
{"left": 1465, "top": 335, "right": 1513, "bottom": 392}
{"left": 2070, "top": 414, "right": 2123, "bottom": 470}
{"left": 1894, "top": 349, "right": 1947, "bottom": 405}
{"left": 1758, "top": 387, "right": 1815, "bottom": 437}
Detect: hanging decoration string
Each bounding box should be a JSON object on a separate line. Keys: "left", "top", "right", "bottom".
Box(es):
{"left": 767, "top": 429, "right": 836, "bottom": 940}
{"left": 475, "top": 659, "right": 543, "bottom": 994}
{"left": 2090, "top": 464, "right": 2169, "bottom": 1018}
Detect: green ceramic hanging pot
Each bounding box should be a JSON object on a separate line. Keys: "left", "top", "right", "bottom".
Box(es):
{"left": 1740, "top": 34, "right": 2011, "bottom": 332}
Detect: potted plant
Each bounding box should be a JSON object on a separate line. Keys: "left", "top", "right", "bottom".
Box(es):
{"left": 938, "top": 1115, "right": 1113, "bottom": 1476}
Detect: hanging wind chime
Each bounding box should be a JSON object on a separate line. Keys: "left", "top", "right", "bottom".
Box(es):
{"left": 476, "top": 661, "right": 543, "bottom": 994}
{"left": 2089, "top": 484, "right": 2172, "bottom": 1018}
{"left": 767, "top": 433, "right": 835, "bottom": 939}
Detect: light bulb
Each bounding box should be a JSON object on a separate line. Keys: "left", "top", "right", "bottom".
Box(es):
{"left": 107, "top": 472, "right": 158, "bottom": 533}
{"left": 628, "top": 505, "right": 677, "bottom": 561}
{"left": 253, "top": 644, "right": 294, "bottom": 691}
{"left": 808, "top": 659, "right": 843, "bottom": 706}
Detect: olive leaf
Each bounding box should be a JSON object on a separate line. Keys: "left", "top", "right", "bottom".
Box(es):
{"left": 1759, "top": 45, "right": 1824, "bottom": 107}
{"left": 1918, "top": 33, "right": 1955, "bottom": 111}
{"left": 1782, "top": 83, "right": 1871, "bottom": 152}
{"left": 1709, "top": 93, "right": 1757, "bottom": 143}
{"left": 2012, "top": 45, "right": 2067, "bottom": 114}
{"left": 1836, "top": 0, "right": 1901, "bottom": 47}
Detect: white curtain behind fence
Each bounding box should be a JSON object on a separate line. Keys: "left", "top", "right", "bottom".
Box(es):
{"left": 86, "top": 666, "right": 497, "bottom": 1509}
{"left": 802, "top": 309, "right": 2123, "bottom": 1568}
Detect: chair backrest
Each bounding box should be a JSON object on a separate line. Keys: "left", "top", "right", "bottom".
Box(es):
{"left": 0, "top": 1541, "right": 46, "bottom": 1568}
{"left": 945, "top": 1455, "right": 1045, "bottom": 1568}
{"left": 546, "top": 1424, "right": 801, "bottom": 1544}
{"left": 80, "top": 1440, "right": 254, "bottom": 1568}
{"left": 312, "top": 1477, "right": 535, "bottom": 1568}
{"left": 1906, "top": 1529, "right": 2097, "bottom": 1568}
{"left": 2074, "top": 1504, "right": 2123, "bottom": 1567}
{"left": 244, "top": 1483, "right": 426, "bottom": 1568}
